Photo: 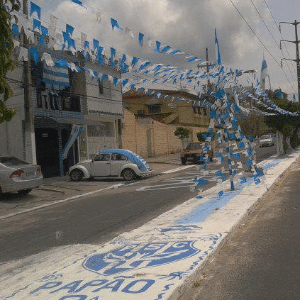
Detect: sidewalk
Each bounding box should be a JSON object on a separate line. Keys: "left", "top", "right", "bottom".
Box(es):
{"left": 1, "top": 150, "right": 299, "bottom": 300}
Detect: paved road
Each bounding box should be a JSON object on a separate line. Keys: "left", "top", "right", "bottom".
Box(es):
{"left": 0, "top": 145, "right": 276, "bottom": 263}
{"left": 179, "top": 154, "right": 300, "bottom": 300}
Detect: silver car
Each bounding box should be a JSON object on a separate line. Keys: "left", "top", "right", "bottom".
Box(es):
{"left": 69, "top": 149, "right": 153, "bottom": 181}
{"left": 259, "top": 134, "right": 275, "bottom": 147}
{"left": 0, "top": 156, "right": 43, "bottom": 195}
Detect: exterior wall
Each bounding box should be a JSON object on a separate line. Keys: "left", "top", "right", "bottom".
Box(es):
{"left": 84, "top": 61, "right": 123, "bottom": 160}
{"left": 85, "top": 61, "right": 123, "bottom": 116}
{"left": 0, "top": 65, "right": 25, "bottom": 160}
{"left": 123, "top": 92, "right": 209, "bottom": 128}
{"left": 122, "top": 109, "right": 204, "bottom": 158}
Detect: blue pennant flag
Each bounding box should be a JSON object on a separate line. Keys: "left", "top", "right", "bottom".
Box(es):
{"left": 83, "top": 41, "right": 89, "bottom": 49}
{"left": 122, "top": 79, "right": 129, "bottom": 87}
{"left": 93, "top": 39, "right": 99, "bottom": 50}
{"left": 38, "top": 26, "right": 48, "bottom": 46}
{"left": 30, "top": 2, "right": 41, "bottom": 19}
{"left": 139, "top": 61, "right": 151, "bottom": 71}
{"left": 97, "top": 46, "right": 104, "bottom": 66}
{"left": 196, "top": 179, "right": 209, "bottom": 186}
{"left": 29, "top": 47, "right": 39, "bottom": 64}
{"left": 55, "top": 59, "right": 68, "bottom": 68}
{"left": 71, "top": 0, "right": 83, "bottom": 5}
{"left": 247, "top": 148, "right": 253, "bottom": 156}
{"left": 138, "top": 32, "right": 144, "bottom": 47}
{"left": 66, "top": 24, "right": 74, "bottom": 37}
{"left": 101, "top": 74, "right": 108, "bottom": 82}
{"left": 234, "top": 153, "right": 241, "bottom": 160}
{"left": 111, "top": 18, "right": 123, "bottom": 30}
{"left": 154, "top": 41, "right": 161, "bottom": 53}
{"left": 131, "top": 57, "right": 139, "bottom": 67}
{"left": 215, "top": 29, "right": 222, "bottom": 65}
{"left": 33, "top": 18, "right": 41, "bottom": 32}
{"left": 240, "top": 177, "right": 247, "bottom": 184}
{"left": 169, "top": 50, "right": 181, "bottom": 56}
{"left": 113, "top": 77, "right": 119, "bottom": 86}
{"left": 110, "top": 47, "right": 116, "bottom": 68}
{"left": 256, "top": 169, "right": 264, "bottom": 177}
{"left": 12, "top": 24, "right": 19, "bottom": 38}
{"left": 162, "top": 46, "right": 171, "bottom": 53}
{"left": 238, "top": 142, "right": 245, "bottom": 149}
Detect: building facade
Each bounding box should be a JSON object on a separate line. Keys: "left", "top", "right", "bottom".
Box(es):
{"left": 122, "top": 90, "right": 210, "bottom": 157}
{"left": 0, "top": 49, "right": 123, "bottom": 177}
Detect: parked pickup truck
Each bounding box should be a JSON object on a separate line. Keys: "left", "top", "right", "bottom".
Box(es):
{"left": 180, "top": 142, "right": 213, "bottom": 165}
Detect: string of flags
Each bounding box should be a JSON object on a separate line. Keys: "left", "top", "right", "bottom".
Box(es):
{"left": 68, "top": 0, "right": 205, "bottom": 64}
{"left": 7, "top": 1, "right": 297, "bottom": 198}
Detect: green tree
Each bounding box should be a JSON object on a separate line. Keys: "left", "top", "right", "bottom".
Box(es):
{"left": 0, "top": 0, "right": 20, "bottom": 123}
{"left": 237, "top": 112, "right": 266, "bottom": 138}
{"left": 174, "top": 126, "right": 190, "bottom": 140}
{"left": 174, "top": 126, "right": 190, "bottom": 147}
{"left": 264, "top": 93, "right": 300, "bottom": 150}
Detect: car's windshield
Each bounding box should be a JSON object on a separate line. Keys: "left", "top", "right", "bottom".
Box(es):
{"left": 0, "top": 156, "right": 28, "bottom": 167}
{"left": 188, "top": 143, "right": 202, "bottom": 150}
{"left": 261, "top": 135, "right": 271, "bottom": 139}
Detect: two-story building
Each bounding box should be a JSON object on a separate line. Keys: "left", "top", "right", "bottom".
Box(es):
{"left": 122, "top": 89, "right": 210, "bottom": 157}
{"left": 0, "top": 48, "right": 123, "bottom": 177}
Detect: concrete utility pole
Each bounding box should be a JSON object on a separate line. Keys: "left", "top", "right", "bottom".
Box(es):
{"left": 23, "top": 0, "right": 37, "bottom": 163}
{"left": 280, "top": 20, "right": 300, "bottom": 103}
{"left": 197, "top": 48, "right": 213, "bottom": 93}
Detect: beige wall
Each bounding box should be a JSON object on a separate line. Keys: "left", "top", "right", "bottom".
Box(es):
{"left": 122, "top": 109, "right": 207, "bottom": 158}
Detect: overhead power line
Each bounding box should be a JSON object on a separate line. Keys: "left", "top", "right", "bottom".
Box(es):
{"left": 260, "top": 0, "right": 297, "bottom": 83}
{"left": 228, "top": 0, "right": 296, "bottom": 93}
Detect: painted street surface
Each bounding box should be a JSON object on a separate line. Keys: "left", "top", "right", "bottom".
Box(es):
{"left": 1, "top": 152, "right": 298, "bottom": 300}
{"left": 136, "top": 168, "right": 218, "bottom": 192}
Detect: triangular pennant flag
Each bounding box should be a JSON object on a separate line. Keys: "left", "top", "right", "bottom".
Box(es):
{"left": 138, "top": 32, "right": 144, "bottom": 47}
{"left": 111, "top": 18, "right": 123, "bottom": 31}
{"left": 71, "top": 0, "right": 83, "bottom": 5}
{"left": 30, "top": 2, "right": 41, "bottom": 19}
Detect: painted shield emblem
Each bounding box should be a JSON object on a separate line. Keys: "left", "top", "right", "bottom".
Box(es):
{"left": 83, "top": 241, "right": 199, "bottom": 276}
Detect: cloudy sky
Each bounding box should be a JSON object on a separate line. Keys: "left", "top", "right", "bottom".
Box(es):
{"left": 38, "top": 0, "right": 300, "bottom": 98}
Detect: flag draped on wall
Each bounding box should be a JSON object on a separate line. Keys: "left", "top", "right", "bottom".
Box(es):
{"left": 260, "top": 56, "right": 268, "bottom": 90}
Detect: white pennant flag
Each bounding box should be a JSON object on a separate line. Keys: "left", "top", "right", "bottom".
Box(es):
{"left": 18, "top": 47, "right": 28, "bottom": 61}
{"left": 125, "top": 27, "right": 135, "bottom": 38}
{"left": 41, "top": 52, "right": 55, "bottom": 67}
{"left": 96, "top": 12, "right": 102, "bottom": 23}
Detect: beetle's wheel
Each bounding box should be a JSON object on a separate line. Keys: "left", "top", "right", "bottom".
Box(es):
{"left": 70, "top": 169, "right": 83, "bottom": 181}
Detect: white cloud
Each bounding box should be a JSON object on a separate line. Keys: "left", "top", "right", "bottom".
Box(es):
{"left": 43, "top": 0, "right": 297, "bottom": 94}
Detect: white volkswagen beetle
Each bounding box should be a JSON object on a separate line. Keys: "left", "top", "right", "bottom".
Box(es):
{"left": 68, "top": 149, "right": 153, "bottom": 181}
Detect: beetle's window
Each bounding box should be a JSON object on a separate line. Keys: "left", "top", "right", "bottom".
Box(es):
{"left": 94, "top": 154, "right": 110, "bottom": 161}
{"left": 111, "top": 153, "right": 127, "bottom": 161}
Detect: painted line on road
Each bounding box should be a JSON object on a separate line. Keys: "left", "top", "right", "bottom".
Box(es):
{"left": 162, "top": 165, "right": 194, "bottom": 174}
{"left": 0, "top": 183, "right": 124, "bottom": 221}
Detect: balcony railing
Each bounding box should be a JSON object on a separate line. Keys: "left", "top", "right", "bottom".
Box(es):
{"left": 36, "top": 89, "right": 81, "bottom": 112}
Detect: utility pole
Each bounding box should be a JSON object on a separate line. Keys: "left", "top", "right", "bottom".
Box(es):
{"left": 206, "top": 47, "right": 211, "bottom": 90}
{"left": 23, "top": 0, "right": 37, "bottom": 163}
{"left": 280, "top": 20, "right": 300, "bottom": 103}
{"left": 197, "top": 48, "right": 213, "bottom": 93}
